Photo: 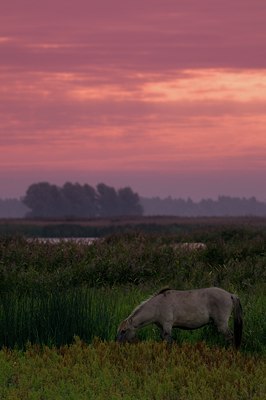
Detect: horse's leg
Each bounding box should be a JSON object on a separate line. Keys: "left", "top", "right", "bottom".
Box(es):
{"left": 161, "top": 322, "right": 173, "bottom": 344}
{"left": 214, "top": 306, "right": 234, "bottom": 345}
{"left": 219, "top": 325, "right": 233, "bottom": 342}
{"left": 215, "top": 320, "right": 233, "bottom": 344}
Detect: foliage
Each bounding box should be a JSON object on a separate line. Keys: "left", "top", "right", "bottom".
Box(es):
{"left": 0, "top": 286, "right": 265, "bottom": 353}
{"left": 22, "top": 181, "right": 143, "bottom": 218}
{"left": 0, "top": 199, "right": 29, "bottom": 218}
{"left": 0, "top": 340, "right": 265, "bottom": 399}
{"left": 1, "top": 216, "right": 266, "bottom": 238}
{"left": 0, "top": 288, "right": 139, "bottom": 348}
{"left": 141, "top": 195, "right": 266, "bottom": 216}
{"left": 0, "top": 222, "right": 265, "bottom": 398}
{"left": 0, "top": 221, "right": 265, "bottom": 352}
{"left": 0, "top": 225, "right": 265, "bottom": 291}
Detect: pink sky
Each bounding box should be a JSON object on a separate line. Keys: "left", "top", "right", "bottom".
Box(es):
{"left": 1, "top": 0, "right": 266, "bottom": 200}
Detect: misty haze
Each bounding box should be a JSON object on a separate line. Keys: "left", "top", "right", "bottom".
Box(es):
{"left": 1, "top": 181, "right": 266, "bottom": 218}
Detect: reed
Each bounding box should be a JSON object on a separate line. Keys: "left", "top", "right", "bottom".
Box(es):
{"left": 0, "top": 286, "right": 265, "bottom": 353}
{"left": 0, "top": 225, "right": 265, "bottom": 351}
{"left": 0, "top": 229, "right": 265, "bottom": 292}
{"left": 0, "top": 287, "right": 142, "bottom": 348}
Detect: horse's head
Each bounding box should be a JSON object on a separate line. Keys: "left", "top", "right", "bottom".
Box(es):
{"left": 116, "top": 317, "right": 136, "bottom": 343}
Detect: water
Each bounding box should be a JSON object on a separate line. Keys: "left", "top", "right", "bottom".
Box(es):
{"left": 26, "top": 237, "right": 99, "bottom": 245}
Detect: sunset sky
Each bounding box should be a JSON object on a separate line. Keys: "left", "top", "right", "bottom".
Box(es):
{"left": 1, "top": 0, "right": 266, "bottom": 200}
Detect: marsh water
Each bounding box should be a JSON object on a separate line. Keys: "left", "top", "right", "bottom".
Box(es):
{"left": 27, "top": 237, "right": 99, "bottom": 244}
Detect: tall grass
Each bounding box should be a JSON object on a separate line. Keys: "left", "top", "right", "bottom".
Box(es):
{"left": 0, "top": 288, "right": 143, "bottom": 348}
{"left": 0, "top": 230, "right": 265, "bottom": 291}
{"left": 0, "top": 286, "right": 265, "bottom": 353}
{"left": 0, "top": 225, "right": 265, "bottom": 351}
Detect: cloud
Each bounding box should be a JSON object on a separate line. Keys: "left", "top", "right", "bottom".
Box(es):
{"left": 1, "top": 1, "right": 266, "bottom": 71}
{"left": 0, "top": 1, "right": 266, "bottom": 199}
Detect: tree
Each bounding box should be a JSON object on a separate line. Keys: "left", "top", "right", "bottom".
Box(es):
{"left": 83, "top": 184, "right": 98, "bottom": 217}
{"left": 118, "top": 187, "right": 143, "bottom": 216}
{"left": 96, "top": 183, "right": 119, "bottom": 217}
{"left": 23, "top": 182, "right": 62, "bottom": 217}
{"left": 61, "top": 182, "right": 97, "bottom": 217}
{"left": 23, "top": 181, "right": 143, "bottom": 218}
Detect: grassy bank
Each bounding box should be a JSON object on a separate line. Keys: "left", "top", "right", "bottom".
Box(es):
{"left": 0, "top": 339, "right": 265, "bottom": 400}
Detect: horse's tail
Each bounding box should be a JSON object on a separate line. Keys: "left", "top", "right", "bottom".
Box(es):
{"left": 231, "top": 295, "right": 243, "bottom": 350}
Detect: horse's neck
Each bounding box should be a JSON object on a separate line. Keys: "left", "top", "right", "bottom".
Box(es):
{"left": 132, "top": 302, "right": 156, "bottom": 329}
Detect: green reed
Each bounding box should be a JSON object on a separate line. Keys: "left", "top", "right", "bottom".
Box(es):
{"left": 0, "top": 229, "right": 265, "bottom": 292}
{"left": 0, "top": 225, "right": 265, "bottom": 351}
{"left": 0, "top": 286, "right": 265, "bottom": 353}
{"left": 0, "top": 287, "right": 142, "bottom": 348}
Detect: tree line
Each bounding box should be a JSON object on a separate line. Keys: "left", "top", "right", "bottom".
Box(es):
{"left": 22, "top": 182, "right": 143, "bottom": 218}
{"left": 0, "top": 198, "right": 29, "bottom": 218}
{"left": 1, "top": 185, "right": 266, "bottom": 218}
{"left": 141, "top": 195, "right": 266, "bottom": 217}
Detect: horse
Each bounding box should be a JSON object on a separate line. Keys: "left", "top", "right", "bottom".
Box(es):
{"left": 116, "top": 287, "right": 243, "bottom": 349}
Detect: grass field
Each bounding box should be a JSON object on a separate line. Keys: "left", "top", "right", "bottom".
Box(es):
{"left": 0, "top": 339, "right": 265, "bottom": 399}
{"left": 0, "top": 218, "right": 265, "bottom": 398}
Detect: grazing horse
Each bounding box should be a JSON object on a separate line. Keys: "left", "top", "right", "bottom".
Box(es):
{"left": 116, "top": 287, "right": 243, "bottom": 349}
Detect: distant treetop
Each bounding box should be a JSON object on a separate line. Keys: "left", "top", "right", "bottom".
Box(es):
{"left": 22, "top": 181, "right": 143, "bottom": 218}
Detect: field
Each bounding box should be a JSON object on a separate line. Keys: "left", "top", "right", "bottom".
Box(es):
{"left": 0, "top": 217, "right": 265, "bottom": 398}
{"left": 1, "top": 340, "right": 265, "bottom": 400}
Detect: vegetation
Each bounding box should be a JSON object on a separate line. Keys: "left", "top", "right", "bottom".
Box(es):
{"left": 142, "top": 195, "right": 266, "bottom": 216}
{"left": 0, "top": 199, "right": 28, "bottom": 218}
{"left": 0, "top": 286, "right": 265, "bottom": 353}
{"left": 1, "top": 215, "right": 266, "bottom": 237}
{"left": 0, "top": 219, "right": 265, "bottom": 398}
{"left": 0, "top": 339, "right": 265, "bottom": 399}
{"left": 22, "top": 182, "right": 143, "bottom": 218}
{"left": 2, "top": 187, "right": 266, "bottom": 219}
{"left": 0, "top": 220, "right": 265, "bottom": 352}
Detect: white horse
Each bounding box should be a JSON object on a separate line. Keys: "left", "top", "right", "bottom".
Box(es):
{"left": 116, "top": 287, "right": 243, "bottom": 349}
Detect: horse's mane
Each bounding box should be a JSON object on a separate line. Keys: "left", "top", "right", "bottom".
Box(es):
{"left": 128, "top": 287, "right": 172, "bottom": 319}
{"left": 155, "top": 287, "right": 172, "bottom": 296}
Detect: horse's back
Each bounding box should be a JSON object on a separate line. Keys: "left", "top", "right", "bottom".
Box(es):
{"left": 154, "top": 287, "right": 233, "bottom": 327}
{"left": 174, "top": 287, "right": 233, "bottom": 309}
{"left": 201, "top": 287, "right": 233, "bottom": 305}
{"left": 159, "top": 287, "right": 231, "bottom": 303}
{"left": 153, "top": 288, "right": 210, "bottom": 328}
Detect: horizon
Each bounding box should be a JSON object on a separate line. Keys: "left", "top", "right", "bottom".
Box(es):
{"left": 1, "top": 1, "right": 266, "bottom": 202}
{"left": 1, "top": 178, "right": 266, "bottom": 203}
